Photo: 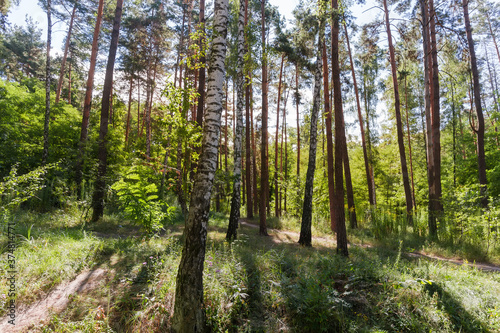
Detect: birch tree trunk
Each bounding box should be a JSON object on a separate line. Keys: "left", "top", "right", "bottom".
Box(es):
{"left": 299, "top": 34, "right": 322, "bottom": 247}
{"left": 171, "top": 0, "right": 229, "bottom": 330}
{"left": 227, "top": 0, "right": 245, "bottom": 241}
{"left": 91, "top": 0, "right": 123, "bottom": 222}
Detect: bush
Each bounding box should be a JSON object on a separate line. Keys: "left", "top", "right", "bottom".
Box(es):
{"left": 112, "top": 165, "right": 175, "bottom": 234}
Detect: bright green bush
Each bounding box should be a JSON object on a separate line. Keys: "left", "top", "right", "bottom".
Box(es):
{"left": 111, "top": 165, "right": 174, "bottom": 234}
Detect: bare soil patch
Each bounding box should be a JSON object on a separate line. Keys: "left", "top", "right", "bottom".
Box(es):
{"left": 0, "top": 268, "right": 107, "bottom": 332}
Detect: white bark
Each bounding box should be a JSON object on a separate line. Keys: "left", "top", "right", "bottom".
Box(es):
{"left": 171, "top": 0, "right": 229, "bottom": 331}
{"left": 227, "top": 0, "right": 245, "bottom": 240}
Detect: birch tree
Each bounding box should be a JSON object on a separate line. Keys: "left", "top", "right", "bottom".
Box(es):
{"left": 171, "top": 0, "right": 229, "bottom": 330}
{"left": 227, "top": 0, "right": 245, "bottom": 241}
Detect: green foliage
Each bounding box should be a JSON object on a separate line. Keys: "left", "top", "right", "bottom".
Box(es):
{"left": 0, "top": 79, "right": 80, "bottom": 177}
{"left": 112, "top": 165, "right": 174, "bottom": 234}
{"left": 0, "top": 163, "right": 56, "bottom": 219}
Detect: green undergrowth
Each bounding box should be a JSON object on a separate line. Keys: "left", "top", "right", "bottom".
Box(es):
{"left": 0, "top": 210, "right": 104, "bottom": 316}
{"left": 2, "top": 208, "right": 500, "bottom": 332}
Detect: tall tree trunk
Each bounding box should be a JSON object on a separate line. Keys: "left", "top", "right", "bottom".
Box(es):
{"left": 463, "top": 0, "right": 488, "bottom": 208}
{"left": 342, "top": 118, "right": 357, "bottom": 229}
{"left": 383, "top": 0, "right": 413, "bottom": 219}
{"left": 259, "top": 0, "right": 269, "bottom": 236}
{"left": 227, "top": 0, "right": 245, "bottom": 241}
{"left": 331, "top": 0, "right": 348, "bottom": 256}
{"left": 299, "top": 34, "right": 322, "bottom": 247}
{"left": 67, "top": 56, "right": 72, "bottom": 104}
{"left": 485, "top": 11, "right": 500, "bottom": 67}
{"left": 363, "top": 76, "right": 377, "bottom": 206}
{"left": 196, "top": 0, "right": 206, "bottom": 126}
{"left": 125, "top": 76, "right": 133, "bottom": 144}
{"left": 344, "top": 23, "right": 374, "bottom": 207}
{"left": 404, "top": 73, "right": 416, "bottom": 210}
{"left": 91, "top": 0, "right": 123, "bottom": 222}
{"left": 42, "top": 0, "right": 52, "bottom": 166}
{"left": 322, "top": 23, "right": 336, "bottom": 233}
{"left": 55, "top": 2, "right": 77, "bottom": 104}
{"left": 429, "top": 0, "right": 443, "bottom": 230}
{"left": 159, "top": 128, "right": 171, "bottom": 199}
{"left": 145, "top": 67, "right": 152, "bottom": 157}
{"left": 421, "top": 0, "right": 436, "bottom": 233}
{"left": 251, "top": 81, "right": 259, "bottom": 216}
{"left": 171, "top": 0, "right": 229, "bottom": 329}
{"left": 244, "top": 0, "right": 253, "bottom": 219}
{"left": 137, "top": 77, "right": 141, "bottom": 134}
{"left": 296, "top": 64, "right": 300, "bottom": 180}
{"left": 274, "top": 55, "right": 284, "bottom": 218}
{"left": 75, "top": 0, "right": 104, "bottom": 198}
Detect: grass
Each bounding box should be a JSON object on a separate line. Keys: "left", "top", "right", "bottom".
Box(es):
{"left": 1, "top": 207, "right": 500, "bottom": 332}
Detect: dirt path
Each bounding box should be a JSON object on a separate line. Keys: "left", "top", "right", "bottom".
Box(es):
{"left": 240, "top": 219, "right": 500, "bottom": 273}
{"left": 0, "top": 268, "right": 107, "bottom": 332}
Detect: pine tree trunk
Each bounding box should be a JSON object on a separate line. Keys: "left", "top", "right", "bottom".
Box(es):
{"left": 296, "top": 64, "right": 301, "bottom": 180}
{"left": 55, "top": 2, "right": 76, "bottom": 104}
{"left": 125, "top": 77, "right": 133, "bottom": 144}
{"left": 274, "top": 55, "right": 284, "bottom": 218}
{"left": 299, "top": 35, "right": 322, "bottom": 247}
{"left": 421, "top": 0, "right": 436, "bottom": 234}
{"left": 171, "top": 0, "right": 229, "bottom": 329}
{"left": 429, "top": 0, "right": 443, "bottom": 229}
{"left": 67, "top": 57, "right": 72, "bottom": 104}
{"left": 344, "top": 23, "right": 374, "bottom": 207}
{"left": 75, "top": 0, "right": 104, "bottom": 198}
{"left": 251, "top": 82, "right": 259, "bottom": 216}
{"left": 42, "top": 0, "right": 51, "bottom": 166}
{"left": 322, "top": 33, "right": 336, "bottom": 234}
{"left": 91, "top": 0, "right": 123, "bottom": 222}
{"left": 244, "top": 0, "right": 253, "bottom": 219}
{"left": 342, "top": 118, "right": 357, "bottom": 229}
{"left": 383, "top": 0, "right": 413, "bottom": 220}
{"left": 259, "top": 0, "right": 269, "bottom": 236}
{"left": 404, "top": 74, "right": 416, "bottom": 210}
{"left": 227, "top": 0, "right": 245, "bottom": 241}
{"left": 331, "top": 0, "right": 348, "bottom": 256}
{"left": 463, "top": 0, "right": 488, "bottom": 208}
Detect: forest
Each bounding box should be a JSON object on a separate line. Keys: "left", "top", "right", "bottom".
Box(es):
{"left": 0, "top": 0, "right": 500, "bottom": 331}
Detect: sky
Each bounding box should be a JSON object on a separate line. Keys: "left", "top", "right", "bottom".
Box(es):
{"left": 6, "top": 0, "right": 376, "bottom": 55}
{"left": 5, "top": 0, "right": 383, "bottom": 139}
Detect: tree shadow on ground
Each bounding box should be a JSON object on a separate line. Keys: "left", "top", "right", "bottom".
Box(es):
{"left": 424, "top": 282, "right": 490, "bottom": 333}
{"left": 239, "top": 249, "right": 266, "bottom": 332}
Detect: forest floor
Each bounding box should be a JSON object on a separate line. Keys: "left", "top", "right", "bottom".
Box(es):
{"left": 1, "top": 210, "right": 500, "bottom": 332}
{"left": 240, "top": 219, "right": 500, "bottom": 273}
